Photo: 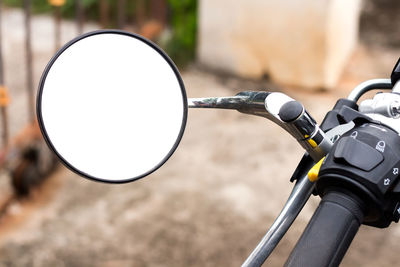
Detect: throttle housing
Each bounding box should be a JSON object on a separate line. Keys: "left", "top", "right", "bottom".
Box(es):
{"left": 317, "top": 122, "right": 400, "bottom": 228}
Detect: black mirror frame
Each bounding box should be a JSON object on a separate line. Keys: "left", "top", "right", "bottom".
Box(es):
{"left": 36, "top": 29, "right": 188, "bottom": 184}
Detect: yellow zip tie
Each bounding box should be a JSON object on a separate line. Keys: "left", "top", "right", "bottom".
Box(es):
{"left": 308, "top": 157, "right": 325, "bottom": 182}
{"left": 304, "top": 134, "right": 317, "bottom": 148}
{"left": 0, "top": 86, "right": 10, "bottom": 107}
{"left": 307, "top": 138, "right": 317, "bottom": 148}
{"left": 48, "top": 0, "right": 66, "bottom": 7}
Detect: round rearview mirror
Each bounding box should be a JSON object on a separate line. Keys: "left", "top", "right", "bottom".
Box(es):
{"left": 37, "top": 30, "right": 187, "bottom": 183}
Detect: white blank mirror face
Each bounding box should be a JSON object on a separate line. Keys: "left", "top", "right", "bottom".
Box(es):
{"left": 37, "top": 31, "right": 187, "bottom": 183}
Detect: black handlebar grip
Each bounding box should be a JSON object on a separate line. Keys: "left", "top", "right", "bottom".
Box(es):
{"left": 284, "top": 190, "right": 365, "bottom": 267}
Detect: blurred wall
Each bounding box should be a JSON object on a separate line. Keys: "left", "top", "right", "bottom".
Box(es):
{"left": 198, "top": 0, "right": 362, "bottom": 89}
{"left": 360, "top": 0, "right": 400, "bottom": 48}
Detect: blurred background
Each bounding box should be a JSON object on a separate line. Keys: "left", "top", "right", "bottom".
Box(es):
{"left": 0, "top": 0, "right": 399, "bottom": 266}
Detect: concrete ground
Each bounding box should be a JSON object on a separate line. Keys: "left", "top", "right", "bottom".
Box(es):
{"left": 0, "top": 6, "right": 400, "bottom": 267}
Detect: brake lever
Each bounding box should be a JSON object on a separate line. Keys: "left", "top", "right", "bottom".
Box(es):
{"left": 242, "top": 171, "right": 315, "bottom": 267}
{"left": 241, "top": 123, "right": 353, "bottom": 267}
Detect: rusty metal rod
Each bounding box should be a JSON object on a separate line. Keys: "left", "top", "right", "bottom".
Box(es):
{"left": 0, "top": 1, "right": 4, "bottom": 86}
{"left": 117, "top": 0, "right": 126, "bottom": 29}
{"left": 99, "top": 0, "right": 109, "bottom": 28}
{"left": 136, "top": 0, "right": 145, "bottom": 28}
{"left": 54, "top": 6, "right": 61, "bottom": 52}
{"left": 0, "top": 0, "right": 8, "bottom": 146}
{"left": 0, "top": 105, "right": 7, "bottom": 147}
{"left": 76, "top": 0, "right": 84, "bottom": 35}
{"left": 24, "top": 0, "right": 35, "bottom": 123}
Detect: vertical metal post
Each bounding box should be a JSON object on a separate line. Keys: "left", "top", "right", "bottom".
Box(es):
{"left": 99, "top": 0, "right": 109, "bottom": 28}
{"left": 48, "top": 0, "right": 65, "bottom": 51}
{"left": 136, "top": 0, "right": 145, "bottom": 28}
{"left": 0, "top": 1, "right": 4, "bottom": 87}
{"left": 150, "top": 0, "right": 167, "bottom": 25}
{"left": 117, "top": 0, "right": 126, "bottom": 29}
{"left": 76, "top": 0, "right": 84, "bottom": 35}
{"left": 0, "top": 0, "right": 9, "bottom": 146}
{"left": 54, "top": 5, "right": 61, "bottom": 52}
{"left": 24, "top": 0, "right": 34, "bottom": 123}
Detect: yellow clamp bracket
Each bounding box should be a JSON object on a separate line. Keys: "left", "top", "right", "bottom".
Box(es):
{"left": 0, "top": 86, "right": 10, "bottom": 107}
{"left": 308, "top": 157, "right": 325, "bottom": 182}
{"left": 48, "top": 0, "right": 66, "bottom": 7}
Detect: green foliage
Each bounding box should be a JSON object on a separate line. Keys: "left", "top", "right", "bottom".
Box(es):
{"left": 3, "top": 0, "right": 135, "bottom": 21}
{"left": 166, "top": 0, "right": 197, "bottom": 67}
{"left": 3, "top": 0, "right": 198, "bottom": 67}
{"left": 5, "top": 0, "right": 63, "bottom": 14}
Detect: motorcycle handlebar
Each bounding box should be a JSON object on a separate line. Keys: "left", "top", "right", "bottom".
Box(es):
{"left": 190, "top": 79, "right": 391, "bottom": 266}
{"left": 284, "top": 189, "right": 365, "bottom": 267}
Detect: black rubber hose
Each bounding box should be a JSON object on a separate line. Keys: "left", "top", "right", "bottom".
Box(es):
{"left": 284, "top": 190, "right": 365, "bottom": 267}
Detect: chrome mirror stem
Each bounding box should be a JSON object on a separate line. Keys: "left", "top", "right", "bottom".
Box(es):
{"left": 188, "top": 95, "right": 249, "bottom": 109}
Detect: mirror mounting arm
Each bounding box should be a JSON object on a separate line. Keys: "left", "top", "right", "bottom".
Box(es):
{"left": 188, "top": 91, "right": 278, "bottom": 121}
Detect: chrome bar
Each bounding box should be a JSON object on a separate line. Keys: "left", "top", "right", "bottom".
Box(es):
{"left": 188, "top": 96, "right": 249, "bottom": 109}
{"left": 241, "top": 174, "right": 315, "bottom": 267}
{"left": 347, "top": 79, "right": 392, "bottom": 102}
{"left": 188, "top": 92, "right": 279, "bottom": 123}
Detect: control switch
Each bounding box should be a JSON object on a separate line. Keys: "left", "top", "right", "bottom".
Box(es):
{"left": 334, "top": 137, "right": 384, "bottom": 172}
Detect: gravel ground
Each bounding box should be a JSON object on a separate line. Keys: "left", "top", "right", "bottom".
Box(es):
{"left": 0, "top": 6, "right": 400, "bottom": 267}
